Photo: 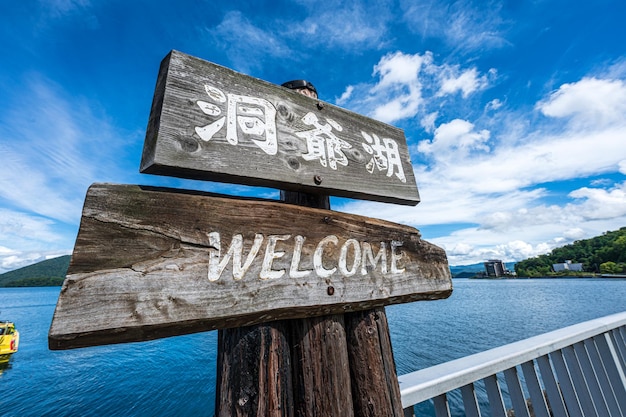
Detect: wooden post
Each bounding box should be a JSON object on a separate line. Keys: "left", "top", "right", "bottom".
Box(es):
{"left": 215, "top": 321, "right": 293, "bottom": 417}
{"left": 216, "top": 190, "right": 403, "bottom": 416}
{"left": 283, "top": 192, "right": 403, "bottom": 416}
{"left": 283, "top": 192, "right": 355, "bottom": 416}
{"left": 290, "top": 313, "right": 354, "bottom": 416}
{"left": 216, "top": 191, "right": 357, "bottom": 416}
{"left": 345, "top": 308, "right": 403, "bottom": 416}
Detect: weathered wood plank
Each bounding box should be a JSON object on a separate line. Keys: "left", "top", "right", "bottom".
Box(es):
{"left": 141, "top": 50, "right": 420, "bottom": 205}
{"left": 49, "top": 183, "right": 450, "bottom": 349}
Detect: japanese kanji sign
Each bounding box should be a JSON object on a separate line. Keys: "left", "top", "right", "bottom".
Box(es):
{"left": 141, "top": 50, "right": 420, "bottom": 206}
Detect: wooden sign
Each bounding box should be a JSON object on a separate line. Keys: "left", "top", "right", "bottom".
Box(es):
{"left": 49, "top": 183, "right": 450, "bottom": 350}
{"left": 140, "top": 50, "right": 420, "bottom": 206}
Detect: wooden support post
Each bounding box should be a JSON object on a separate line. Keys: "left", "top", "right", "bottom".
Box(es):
{"left": 216, "top": 191, "right": 403, "bottom": 416}
{"left": 290, "top": 314, "right": 354, "bottom": 416}
{"left": 281, "top": 192, "right": 355, "bottom": 416}
{"left": 345, "top": 307, "right": 403, "bottom": 417}
{"left": 215, "top": 321, "right": 293, "bottom": 417}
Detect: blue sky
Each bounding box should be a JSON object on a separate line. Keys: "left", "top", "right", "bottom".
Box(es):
{"left": 1, "top": 0, "right": 626, "bottom": 273}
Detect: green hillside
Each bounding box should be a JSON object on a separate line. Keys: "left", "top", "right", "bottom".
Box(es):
{"left": 0, "top": 255, "right": 70, "bottom": 287}
{"left": 515, "top": 227, "right": 626, "bottom": 277}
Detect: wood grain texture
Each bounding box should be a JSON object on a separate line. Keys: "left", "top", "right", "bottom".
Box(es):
{"left": 141, "top": 50, "right": 420, "bottom": 205}
{"left": 215, "top": 321, "right": 293, "bottom": 417}
{"left": 345, "top": 307, "right": 404, "bottom": 417}
{"left": 291, "top": 314, "right": 354, "bottom": 417}
{"left": 49, "top": 183, "right": 451, "bottom": 349}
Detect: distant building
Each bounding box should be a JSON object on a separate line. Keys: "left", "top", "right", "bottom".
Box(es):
{"left": 484, "top": 259, "right": 509, "bottom": 277}
{"left": 553, "top": 260, "right": 583, "bottom": 272}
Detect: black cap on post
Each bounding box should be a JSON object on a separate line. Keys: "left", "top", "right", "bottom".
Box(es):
{"left": 281, "top": 79, "right": 317, "bottom": 97}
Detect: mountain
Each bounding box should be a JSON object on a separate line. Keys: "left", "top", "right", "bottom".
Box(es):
{"left": 0, "top": 255, "right": 70, "bottom": 287}
{"left": 449, "top": 263, "right": 485, "bottom": 276}
{"left": 449, "top": 262, "right": 516, "bottom": 278}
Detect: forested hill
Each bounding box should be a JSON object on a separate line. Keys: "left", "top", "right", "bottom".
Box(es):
{"left": 515, "top": 227, "right": 626, "bottom": 277}
{"left": 0, "top": 255, "right": 70, "bottom": 287}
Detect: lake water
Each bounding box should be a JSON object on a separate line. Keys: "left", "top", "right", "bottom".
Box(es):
{"left": 1, "top": 278, "right": 625, "bottom": 416}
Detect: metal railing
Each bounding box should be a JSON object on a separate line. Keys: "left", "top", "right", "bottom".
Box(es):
{"left": 398, "top": 312, "right": 626, "bottom": 417}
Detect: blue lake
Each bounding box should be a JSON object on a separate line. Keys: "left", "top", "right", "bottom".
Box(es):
{"left": 1, "top": 278, "right": 625, "bottom": 416}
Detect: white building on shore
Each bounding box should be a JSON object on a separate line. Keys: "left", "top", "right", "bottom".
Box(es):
{"left": 553, "top": 260, "right": 583, "bottom": 272}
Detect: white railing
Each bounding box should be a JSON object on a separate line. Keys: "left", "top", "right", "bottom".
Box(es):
{"left": 398, "top": 312, "right": 626, "bottom": 417}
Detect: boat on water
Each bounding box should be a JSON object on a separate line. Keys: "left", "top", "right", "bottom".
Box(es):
{"left": 0, "top": 321, "right": 19, "bottom": 363}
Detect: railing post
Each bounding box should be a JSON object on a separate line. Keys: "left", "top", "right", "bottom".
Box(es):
{"left": 562, "top": 345, "right": 598, "bottom": 417}
{"left": 520, "top": 361, "right": 551, "bottom": 417}
{"left": 597, "top": 332, "right": 626, "bottom": 411}
{"left": 483, "top": 374, "right": 507, "bottom": 417}
{"left": 584, "top": 338, "right": 618, "bottom": 415}
{"left": 460, "top": 384, "right": 481, "bottom": 417}
{"left": 504, "top": 367, "right": 531, "bottom": 417}
{"left": 536, "top": 355, "right": 569, "bottom": 417}
{"left": 433, "top": 393, "right": 451, "bottom": 417}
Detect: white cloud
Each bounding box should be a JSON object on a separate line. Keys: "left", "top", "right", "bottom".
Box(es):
{"left": 400, "top": 0, "right": 510, "bottom": 52}
{"left": 0, "top": 209, "right": 61, "bottom": 244}
{"left": 485, "top": 98, "right": 503, "bottom": 111}
{"left": 0, "top": 75, "right": 137, "bottom": 223}
{"left": 42, "top": 0, "right": 92, "bottom": 17}
{"left": 366, "top": 52, "right": 431, "bottom": 123}
{"left": 209, "top": 1, "right": 395, "bottom": 72}
{"left": 372, "top": 51, "right": 432, "bottom": 89}
{"left": 0, "top": 250, "right": 70, "bottom": 274}
{"left": 418, "top": 119, "right": 490, "bottom": 159}
{"left": 286, "top": 0, "right": 393, "bottom": 49}
{"left": 438, "top": 67, "right": 493, "bottom": 98}
{"left": 336, "top": 86, "right": 354, "bottom": 106}
{"left": 420, "top": 112, "right": 438, "bottom": 133}
{"left": 0, "top": 208, "right": 72, "bottom": 274}
{"left": 336, "top": 73, "right": 626, "bottom": 265}
{"left": 208, "top": 11, "right": 292, "bottom": 72}
{"left": 537, "top": 77, "right": 626, "bottom": 128}
{"left": 569, "top": 182, "right": 626, "bottom": 220}
{"left": 339, "top": 51, "right": 494, "bottom": 124}
{"left": 0, "top": 74, "right": 145, "bottom": 273}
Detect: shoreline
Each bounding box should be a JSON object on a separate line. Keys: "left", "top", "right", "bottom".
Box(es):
{"left": 467, "top": 274, "right": 626, "bottom": 280}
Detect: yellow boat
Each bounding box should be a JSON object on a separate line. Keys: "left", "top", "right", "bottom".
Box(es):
{"left": 0, "top": 321, "right": 19, "bottom": 363}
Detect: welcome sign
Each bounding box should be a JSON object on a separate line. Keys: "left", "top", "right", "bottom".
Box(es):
{"left": 49, "top": 184, "right": 450, "bottom": 349}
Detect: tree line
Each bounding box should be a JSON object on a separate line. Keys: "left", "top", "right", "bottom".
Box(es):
{"left": 514, "top": 227, "right": 626, "bottom": 277}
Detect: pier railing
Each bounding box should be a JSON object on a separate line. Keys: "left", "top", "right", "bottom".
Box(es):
{"left": 398, "top": 311, "right": 626, "bottom": 417}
